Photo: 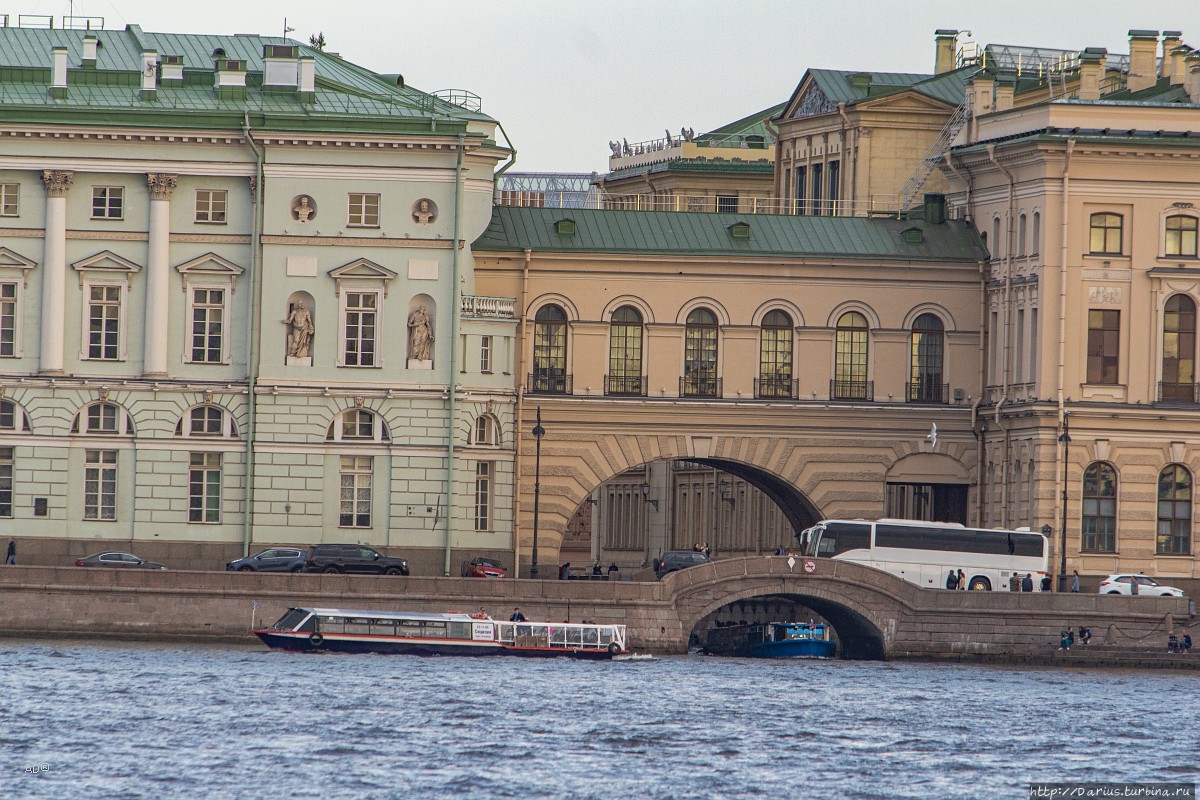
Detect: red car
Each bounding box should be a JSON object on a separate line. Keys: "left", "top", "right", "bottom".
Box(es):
{"left": 461, "top": 557, "right": 505, "bottom": 578}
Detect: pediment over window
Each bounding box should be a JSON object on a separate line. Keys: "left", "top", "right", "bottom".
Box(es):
{"left": 175, "top": 252, "right": 245, "bottom": 293}
{"left": 71, "top": 250, "right": 141, "bottom": 287}
{"left": 0, "top": 247, "right": 38, "bottom": 281}
{"left": 328, "top": 258, "right": 398, "bottom": 297}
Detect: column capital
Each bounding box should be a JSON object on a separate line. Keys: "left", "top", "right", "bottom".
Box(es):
{"left": 147, "top": 172, "right": 178, "bottom": 201}
{"left": 41, "top": 170, "right": 74, "bottom": 197}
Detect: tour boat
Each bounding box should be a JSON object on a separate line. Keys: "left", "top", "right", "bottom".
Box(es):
{"left": 745, "top": 622, "right": 837, "bottom": 659}
{"left": 253, "top": 607, "right": 628, "bottom": 659}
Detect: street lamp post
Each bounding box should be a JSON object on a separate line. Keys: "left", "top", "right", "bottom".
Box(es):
{"left": 530, "top": 406, "right": 545, "bottom": 579}
{"left": 1057, "top": 413, "right": 1071, "bottom": 592}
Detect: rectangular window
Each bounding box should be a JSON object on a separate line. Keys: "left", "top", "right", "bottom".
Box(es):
{"left": 811, "top": 163, "right": 823, "bottom": 215}
{"left": 1015, "top": 309, "right": 1025, "bottom": 383}
{"left": 91, "top": 186, "right": 123, "bottom": 220}
{"left": 1165, "top": 216, "right": 1198, "bottom": 257}
{"left": 190, "top": 288, "right": 225, "bottom": 363}
{"left": 0, "top": 282, "right": 16, "bottom": 357}
{"left": 84, "top": 450, "right": 117, "bottom": 520}
{"left": 343, "top": 293, "right": 377, "bottom": 367}
{"left": 87, "top": 285, "right": 121, "bottom": 360}
{"left": 1089, "top": 213, "right": 1122, "bottom": 254}
{"left": 1087, "top": 309, "right": 1120, "bottom": 384}
{"left": 348, "top": 193, "right": 380, "bottom": 227}
{"left": 1030, "top": 308, "right": 1039, "bottom": 380}
{"left": 795, "top": 166, "right": 807, "bottom": 215}
{"left": 474, "top": 462, "right": 492, "bottom": 531}
{"left": 0, "top": 183, "right": 18, "bottom": 217}
{"left": 0, "top": 447, "right": 12, "bottom": 517}
{"left": 195, "top": 189, "right": 227, "bottom": 224}
{"left": 480, "top": 335, "right": 492, "bottom": 373}
{"left": 188, "top": 452, "right": 221, "bottom": 523}
{"left": 339, "top": 455, "right": 372, "bottom": 528}
{"left": 827, "top": 161, "right": 840, "bottom": 214}
{"left": 716, "top": 195, "right": 737, "bottom": 214}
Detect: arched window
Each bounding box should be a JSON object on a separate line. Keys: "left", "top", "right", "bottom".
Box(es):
{"left": 1081, "top": 462, "right": 1117, "bottom": 552}
{"left": 682, "top": 308, "right": 718, "bottom": 397}
{"left": 326, "top": 408, "right": 389, "bottom": 442}
{"left": 174, "top": 405, "right": 237, "bottom": 438}
{"left": 1089, "top": 213, "right": 1123, "bottom": 254}
{"left": 757, "top": 310, "right": 794, "bottom": 398}
{"left": 72, "top": 402, "right": 133, "bottom": 435}
{"left": 1165, "top": 215, "right": 1199, "bottom": 257}
{"left": 0, "top": 400, "right": 30, "bottom": 432}
{"left": 834, "top": 311, "right": 870, "bottom": 400}
{"left": 607, "top": 306, "right": 644, "bottom": 396}
{"left": 908, "top": 313, "right": 945, "bottom": 403}
{"left": 531, "top": 304, "right": 568, "bottom": 394}
{"left": 1161, "top": 294, "right": 1196, "bottom": 401}
{"left": 1157, "top": 464, "right": 1192, "bottom": 555}
{"left": 474, "top": 415, "right": 498, "bottom": 446}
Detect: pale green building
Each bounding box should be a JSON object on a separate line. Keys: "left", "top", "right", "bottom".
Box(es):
{"left": 0, "top": 21, "right": 517, "bottom": 573}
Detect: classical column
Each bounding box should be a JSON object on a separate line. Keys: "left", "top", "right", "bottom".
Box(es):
{"left": 143, "top": 173, "right": 177, "bottom": 377}
{"left": 39, "top": 170, "right": 73, "bottom": 374}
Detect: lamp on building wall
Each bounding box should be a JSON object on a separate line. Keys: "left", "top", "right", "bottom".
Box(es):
{"left": 640, "top": 482, "right": 658, "bottom": 511}
{"left": 719, "top": 479, "right": 735, "bottom": 508}
{"left": 1057, "top": 413, "right": 1071, "bottom": 592}
{"left": 530, "top": 406, "right": 545, "bottom": 579}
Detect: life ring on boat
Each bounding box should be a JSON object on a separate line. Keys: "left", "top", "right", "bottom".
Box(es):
{"left": 469, "top": 613, "right": 488, "bottom": 620}
{"left": 309, "top": 633, "right": 324, "bottom": 647}
{"left": 607, "top": 641, "right": 621, "bottom": 655}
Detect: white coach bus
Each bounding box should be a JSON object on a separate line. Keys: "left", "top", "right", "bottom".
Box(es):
{"left": 799, "top": 518, "right": 1050, "bottom": 591}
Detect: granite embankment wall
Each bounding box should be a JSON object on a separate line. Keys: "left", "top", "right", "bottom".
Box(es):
{"left": 0, "top": 559, "right": 1192, "bottom": 667}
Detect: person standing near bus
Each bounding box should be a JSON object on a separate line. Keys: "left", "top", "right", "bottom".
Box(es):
{"left": 1008, "top": 573, "right": 1020, "bottom": 592}
{"left": 946, "top": 569, "right": 957, "bottom": 590}
{"left": 957, "top": 569, "right": 966, "bottom": 590}
{"left": 1021, "top": 573, "right": 1033, "bottom": 592}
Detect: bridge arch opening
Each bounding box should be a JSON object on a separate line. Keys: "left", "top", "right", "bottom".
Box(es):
{"left": 559, "top": 457, "right": 824, "bottom": 571}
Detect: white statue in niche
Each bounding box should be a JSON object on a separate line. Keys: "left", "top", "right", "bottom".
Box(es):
{"left": 412, "top": 198, "right": 437, "bottom": 224}
{"left": 407, "top": 305, "right": 433, "bottom": 361}
{"left": 284, "top": 301, "right": 315, "bottom": 358}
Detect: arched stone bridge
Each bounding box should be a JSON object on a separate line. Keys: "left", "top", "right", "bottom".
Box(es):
{"left": 0, "top": 562, "right": 1188, "bottom": 662}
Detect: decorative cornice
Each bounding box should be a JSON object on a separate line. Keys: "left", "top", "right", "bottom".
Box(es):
{"left": 170, "top": 233, "right": 253, "bottom": 244}
{"left": 66, "top": 230, "right": 150, "bottom": 241}
{"left": 41, "top": 170, "right": 74, "bottom": 198}
{"left": 146, "top": 173, "right": 179, "bottom": 201}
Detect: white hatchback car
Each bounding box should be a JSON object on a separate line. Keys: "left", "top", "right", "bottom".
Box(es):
{"left": 1097, "top": 573, "right": 1185, "bottom": 597}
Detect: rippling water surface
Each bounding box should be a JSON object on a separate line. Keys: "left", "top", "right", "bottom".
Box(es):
{"left": 1, "top": 639, "right": 1195, "bottom": 799}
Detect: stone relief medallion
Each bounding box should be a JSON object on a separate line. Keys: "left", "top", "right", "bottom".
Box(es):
{"left": 291, "top": 194, "right": 317, "bottom": 223}
{"left": 412, "top": 198, "right": 438, "bottom": 224}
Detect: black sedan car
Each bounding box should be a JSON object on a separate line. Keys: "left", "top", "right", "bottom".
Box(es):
{"left": 226, "top": 548, "right": 307, "bottom": 572}
{"left": 74, "top": 552, "right": 168, "bottom": 570}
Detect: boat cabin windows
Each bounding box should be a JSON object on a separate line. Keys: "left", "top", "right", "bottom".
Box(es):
{"left": 275, "top": 608, "right": 315, "bottom": 632}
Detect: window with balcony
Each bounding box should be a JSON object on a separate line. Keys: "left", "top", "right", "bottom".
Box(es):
{"left": 1157, "top": 464, "right": 1192, "bottom": 555}
{"left": 683, "top": 308, "right": 718, "bottom": 397}
{"left": 908, "top": 313, "right": 945, "bottom": 403}
{"left": 607, "top": 305, "right": 644, "bottom": 396}
{"left": 1086, "top": 309, "right": 1119, "bottom": 384}
{"left": 1088, "top": 213, "right": 1122, "bottom": 255}
{"left": 757, "top": 310, "right": 793, "bottom": 398}
{"left": 531, "top": 304, "right": 568, "bottom": 394}
{"left": 1161, "top": 294, "right": 1196, "bottom": 402}
{"left": 1081, "top": 462, "right": 1117, "bottom": 552}
{"left": 1165, "top": 214, "right": 1198, "bottom": 257}
{"left": 833, "top": 311, "right": 870, "bottom": 400}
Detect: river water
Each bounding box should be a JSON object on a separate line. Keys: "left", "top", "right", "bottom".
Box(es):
{"left": 2, "top": 638, "right": 1195, "bottom": 800}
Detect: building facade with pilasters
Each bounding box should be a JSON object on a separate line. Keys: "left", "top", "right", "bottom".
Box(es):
{"left": 0, "top": 22, "right": 516, "bottom": 574}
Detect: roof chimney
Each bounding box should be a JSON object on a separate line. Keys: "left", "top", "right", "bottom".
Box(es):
{"left": 1162, "top": 32, "right": 1182, "bottom": 81}
{"left": 141, "top": 50, "right": 158, "bottom": 100}
{"left": 935, "top": 29, "right": 959, "bottom": 75}
{"left": 263, "top": 44, "right": 299, "bottom": 90}
{"left": 994, "top": 71, "right": 1016, "bottom": 111}
{"left": 1078, "top": 48, "right": 1106, "bottom": 101}
{"left": 81, "top": 35, "right": 98, "bottom": 68}
{"left": 1126, "top": 30, "right": 1159, "bottom": 93}
{"left": 969, "top": 72, "right": 994, "bottom": 118}
{"left": 50, "top": 47, "right": 68, "bottom": 99}
{"left": 298, "top": 57, "right": 316, "bottom": 103}
{"left": 1189, "top": 52, "right": 1200, "bottom": 104}
{"left": 214, "top": 58, "right": 248, "bottom": 99}
{"left": 160, "top": 55, "right": 184, "bottom": 84}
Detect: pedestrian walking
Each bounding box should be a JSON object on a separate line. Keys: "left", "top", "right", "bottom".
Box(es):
{"left": 1071, "top": 570, "right": 1080, "bottom": 593}
{"left": 1020, "top": 573, "right": 1033, "bottom": 592}
{"left": 4, "top": 537, "right": 14, "bottom": 565}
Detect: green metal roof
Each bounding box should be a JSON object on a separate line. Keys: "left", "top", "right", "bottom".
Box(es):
{"left": 694, "top": 102, "right": 787, "bottom": 145}
{"left": 795, "top": 67, "right": 974, "bottom": 114}
{"left": 0, "top": 24, "right": 494, "bottom": 132}
{"left": 474, "top": 206, "right": 988, "bottom": 262}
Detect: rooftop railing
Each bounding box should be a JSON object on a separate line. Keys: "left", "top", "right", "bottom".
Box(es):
{"left": 461, "top": 295, "right": 516, "bottom": 319}
{"left": 496, "top": 191, "right": 904, "bottom": 218}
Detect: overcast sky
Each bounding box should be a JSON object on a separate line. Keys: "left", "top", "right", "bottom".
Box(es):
{"left": 24, "top": 0, "right": 1200, "bottom": 173}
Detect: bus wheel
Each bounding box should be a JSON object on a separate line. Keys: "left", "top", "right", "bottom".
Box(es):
{"left": 969, "top": 577, "right": 991, "bottom": 591}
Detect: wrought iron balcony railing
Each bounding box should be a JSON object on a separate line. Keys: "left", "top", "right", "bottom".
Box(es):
{"left": 830, "top": 379, "right": 874, "bottom": 401}
{"left": 754, "top": 376, "right": 798, "bottom": 399}
{"left": 680, "top": 375, "right": 721, "bottom": 398}
{"left": 906, "top": 381, "right": 949, "bottom": 404}
{"left": 1158, "top": 381, "right": 1199, "bottom": 403}
{"left": 604, "top": 374, "right": 647, "bottom": 397}
{"left": 527, "top": 371, "right": 572, "bottom": 395}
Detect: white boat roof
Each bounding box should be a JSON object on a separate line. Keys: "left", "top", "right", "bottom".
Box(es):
{"left": 301, "top": 608, "right": 481, "bottom": 622}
